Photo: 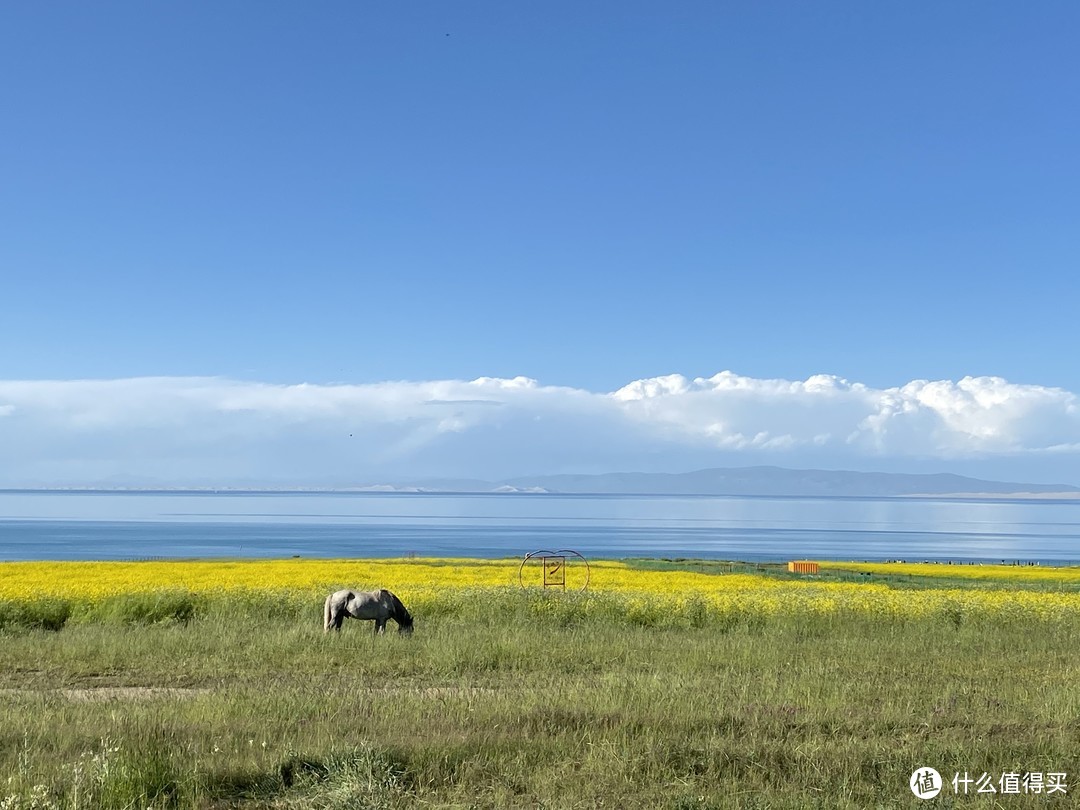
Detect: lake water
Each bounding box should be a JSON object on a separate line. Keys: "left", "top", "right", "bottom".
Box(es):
{"left": 1, "top": 490, "right": 1078, "bottom": 564}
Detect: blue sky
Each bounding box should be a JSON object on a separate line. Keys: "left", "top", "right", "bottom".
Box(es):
{"left": 3, "top": 3, "right": 1080, "bottom": 486}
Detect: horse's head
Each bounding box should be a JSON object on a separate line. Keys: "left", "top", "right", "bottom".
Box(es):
{"left": 387, "top": 591, "right": 414, "bottom": 635}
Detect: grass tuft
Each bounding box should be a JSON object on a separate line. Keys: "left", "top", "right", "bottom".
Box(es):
{"left": 0, "top": 597, "right": 72, "bottom": 631}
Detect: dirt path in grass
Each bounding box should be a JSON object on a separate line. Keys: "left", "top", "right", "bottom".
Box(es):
{"left": 0, "top": 686, "right": 209, "bottom": 701}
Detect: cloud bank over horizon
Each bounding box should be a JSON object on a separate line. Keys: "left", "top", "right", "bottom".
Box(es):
{"left": 2, "top": 371, "right": 1079, "bottom": 487}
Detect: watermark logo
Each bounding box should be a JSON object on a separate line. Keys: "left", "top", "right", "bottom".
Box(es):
{"left": 909, "top": 768, "right": 1068, "bottom": 799}
{"left": 911, "top": 767, "right": 943, "bottom": 799}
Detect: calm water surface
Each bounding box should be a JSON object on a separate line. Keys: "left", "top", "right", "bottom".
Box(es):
{"left": 1, "top": 490, "right": 1078, "bottom": 563}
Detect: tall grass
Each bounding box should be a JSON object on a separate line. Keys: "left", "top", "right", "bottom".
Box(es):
{"left": 1, "top": 586, "right": 1077, "bottom": 808}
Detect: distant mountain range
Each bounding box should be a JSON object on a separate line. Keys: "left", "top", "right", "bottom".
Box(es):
{"left": 21, "top": 466, "right": 1079, "bottom": 497}
{"left": 383, "top": 467, "right": 1080, "bottom": 497}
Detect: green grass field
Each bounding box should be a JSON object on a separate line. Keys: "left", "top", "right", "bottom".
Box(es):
{"left": 0, "top": 565, "right": 1077, "bottom": 809}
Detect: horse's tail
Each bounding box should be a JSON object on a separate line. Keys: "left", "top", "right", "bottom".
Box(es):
{"left": 323, "top": 593, "right": 333, "bottom": 633}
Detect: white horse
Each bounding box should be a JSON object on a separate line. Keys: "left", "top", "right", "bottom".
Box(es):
{"left": 323, "top": 589, "right": 414, "bottom": 635}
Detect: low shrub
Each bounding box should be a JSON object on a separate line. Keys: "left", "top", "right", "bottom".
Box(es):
{"left": 75, "top": 591, "right": 197, "bottom": 626}
{"left": 0, "top": 597, "right": 72, "bottom": 631}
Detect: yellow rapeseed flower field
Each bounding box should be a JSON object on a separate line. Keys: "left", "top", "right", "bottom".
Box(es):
{"left": 3, "top": 557, "right": 1079, "bottom": 623}
{"left": 0, "top": 557, "right": 518, "bottom": 601}
{"left": 819, "top": 560, "right": 1080, "bottom": 584}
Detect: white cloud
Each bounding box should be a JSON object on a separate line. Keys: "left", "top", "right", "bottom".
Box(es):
{"left": 611, "top": 372, "right": 1080, "bottom": 459}
{"left": 0, "top": 371, "right": 1078, "bottom": 486}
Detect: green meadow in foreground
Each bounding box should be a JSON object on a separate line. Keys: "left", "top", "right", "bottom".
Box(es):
{"left": 0, "top": 582, "right": 1077, "bottom": 809}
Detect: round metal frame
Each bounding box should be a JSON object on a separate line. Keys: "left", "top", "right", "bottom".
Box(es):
{"left": 518, "top": 548, "right": 591, "bottom": 592}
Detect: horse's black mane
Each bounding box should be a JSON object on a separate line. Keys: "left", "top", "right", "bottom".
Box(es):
{"left": 384, "top": 589, "right": 413, "bottom": 628}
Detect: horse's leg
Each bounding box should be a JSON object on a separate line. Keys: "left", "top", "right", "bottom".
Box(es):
{"left": 374, "top": 619, "right": 386, "bottom": 635}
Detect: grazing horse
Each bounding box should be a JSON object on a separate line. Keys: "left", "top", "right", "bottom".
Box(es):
{"left": 323, "top": 589, "right": 414, "bottom": 635}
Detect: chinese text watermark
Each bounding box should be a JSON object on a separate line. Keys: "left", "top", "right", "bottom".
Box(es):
{"left": 911, "top": 767, "right": 1068, "bottom": 799}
